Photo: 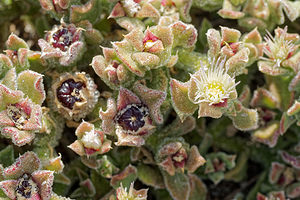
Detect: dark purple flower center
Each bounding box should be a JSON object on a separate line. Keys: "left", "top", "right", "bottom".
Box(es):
{"left": 171, "top": 148, "right": 187, "bottom": 168}
{"left": 51, "top": 28, "right": 73, "bottom": 51}
{"left": 16, "top": 174, "right": 39, "bottom": 199}
{"left": 56, "top": 79, "right": 85, "bottom": 109}
{"left": 115, "top": 104, "right": 149, "bottom": 133}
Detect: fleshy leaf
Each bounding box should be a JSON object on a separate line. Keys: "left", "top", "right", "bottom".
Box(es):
{"left": 70, "top": 0, "right": 102, "bottom": 24}
{"left": 133, "top": 82, "right": 166, "bottom": 124}
{"left": 170, "top": 79, "right": 197, "bottom": 122}
{"left": 17, "top": 70, "right": 45, "bottom": 105}
{"left": 0, "top": 145, "right": 14, "bottom": 168}
{"left": 137, "top": 164, "right": 165, "bottom": 189}
{"left": 163, "top": 172, "right": 190, "bottom": 200}
{"left": 3, "top": 151, "right": 40, "bottom": 179}
{"left": 110, "top": 165, "right": 137, "bottom": 189}
{"left": 6, "top": 33, "right": 29, "bottom": 50}
{"left": 188, "top": 174, "right": 207, "bottom": 200}
{"left": 230, "top": 104, "right": 258, "bottom": 131}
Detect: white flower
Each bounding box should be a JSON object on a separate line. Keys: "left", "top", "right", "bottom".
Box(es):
{"left": 81, "top": 129, "right": 102, "bottom": 150}
{"left": 190, "top": 58, "right": 239, "bottom": 105}
{"left": 261, "top": 26, "right": 296, "bottom": 68}
{"left": 116, "top": 182, "right": 148, "bottom": 200}
{"left": 122, "top": 0, "right": 141, "bottom": 17}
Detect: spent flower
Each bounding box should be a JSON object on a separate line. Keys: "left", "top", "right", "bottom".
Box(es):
{"left": 38, "top": 22, "right": 85, "bottom": 67}
{"left": 0, "top": 152, "right": 54, "bottom": 200}
{"left": 48, "top": 72, "right": 99, "bottom": 121}
{"left": 99, "top": 83, "right": 166, "bottom": 146}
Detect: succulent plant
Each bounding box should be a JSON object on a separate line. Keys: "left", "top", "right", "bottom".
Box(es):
{"left": 0, "top": 0, "right": 300, "bottom": 199}
{"left": 0, "top": 152, "right": 54, "bottom": 200}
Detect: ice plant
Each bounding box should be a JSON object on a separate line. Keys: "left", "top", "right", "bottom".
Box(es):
{"left": 204, "top": 152, "right": 236, "bottom": 185}
{"left": 0, "top": 68, "right": 45, "bottom": 146}
{"left": 100, "top": 83, "right": 166, "bottom": 146}
{"left": 2, "top": 0, "right": 300, "bottom": 199}
{"left": 39, "top": 0, "right": 70, "bottom": 19}
{"left": 0, "top": 152, "right": 54, "bottom": 200}
{"left": 156, "top": 140, "right": 206, "bottom": 176}
{"left": 115, "top": 182, "right": 148, "bottom": 200}
{"left": 38, "top": 22, "right": 85, "bottom": 66}
{"left": 48, "top": 72, "right": 99, "bottom": 121}
{"left": 217, "top": 0, "right": 300, "bottom": 31}
{"left": 150, "top": 0, "right": 193, "bottom": 22}
{"left": 68, "top": 121, "right": 112, "bottom": 157}
{"left": 267, "top": 156, "right": 300, "bottom": 199}
{"left": 206, "top": 26, "right": 251, "bottom": 75}
{"left": 256, "top": 191, "right": 286, "bottom": 200}
{"left": 258, "top": 26, "right": 300, "bottom": 75}
{"left": 249, "top": 88, "right": 282, "bottom": 147}
{"left": 112, "top": 26, "right": 173, "bottom": 77}
{"left": 188, "top": 57, "right": 239, "bottom": 118}
{"left": 0, "top": 97, "right": 43, "bottom": 146}
{"left": 91, "top": 47, "right": 134, "bottom": 90}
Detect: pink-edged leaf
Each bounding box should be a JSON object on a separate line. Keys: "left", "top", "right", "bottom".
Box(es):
{"left": 1, "top": 68, "right": 17, "bottom": 90}
{"left": 281, "top": 151, "right": 300, "bottom": 169}
{"left": 113, "top": 40, "right": 145, "bottom": 77}
{"left": 125, "top": 28, "right": 144, "bottom": 52}
{"left": 186, "top": 146, "right": 206, "bottom": 173}
{"left": 17, "top": 70, "right": 45, "bottom": 105}
{"left": 108, "top": 2, "right": 125, "bottom": 18}
{"left": 250, "top": 88, "right": 278, "bottom": 109}
{"left": 68, "top": 140, "right": 85, "bottom": 156}
{"left": 133, "top": 82, "right": 166, "bottom": 124}
{"left": 171, "top": 21, "right": 197, "bottom": 48}
{"left": 0, "top": 84, "right": 24, "bottom": 111}
{"left": 0, "top": 180, "right": 18, "bottom": 199}
{"left": 117, "top": 87, "right": 141, "bottom": 111}
{"left": 38, "top": 39, "right": 63, "bottom": 59}
{"left": 44, "top": 155, "right": 64, "bottom": 173}
{"left": 75, "top": 121, "right": 94, "bottom": 138}
{"left": 6, "top": 33, "right": 29, "bottom": 50}
{"left": 286, "top": 182, "right": 300, "bottom": 198}
{"left": 3, "top": 151, "right": 40, "bottom": 179}
{"left": 170, "top": 79, "right": 197, "bottom": 122}
{"left": 269, "top": 162, "right": 285, "bottom": 184}
{"left": 115, "top": 128, "right": 146, "bottom": 147}
{"left": 110, "top": 165, "right": 137, "bottom": 188}
{"left": 0, "top": 110, "right": 14, "bottom": 126}
{"left": 31, "top": 170, "right": 54, "bottom": 200}
{"left": 1, "top": 127, "right": 35, "bottom": 147}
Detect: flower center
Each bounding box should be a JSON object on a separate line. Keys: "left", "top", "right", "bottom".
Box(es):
{"left": 205, "top": 81, "right": 225, "bottom": 104}
{"left": 144, "top": 40, "right": 156, "bottom": 50}
{"left": 16, "top": 174, "right": 39, "bottom": 200}
{"left": 7, "top": 104, "right": 29, "bottom": 129}
{"left": 51, "top": 28, "right": 74, "bottom": 51}
{"left": 115, "top": 104, "right": 149, "bottom": 133}
{"left": 56, "top": 79, "right": 85, "bottom": 109}
{"left": 171, "top": 148, "right": 187, "bottom": 168}
{"left": 81, "top": 130, "right": 102, "bottom": 150}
